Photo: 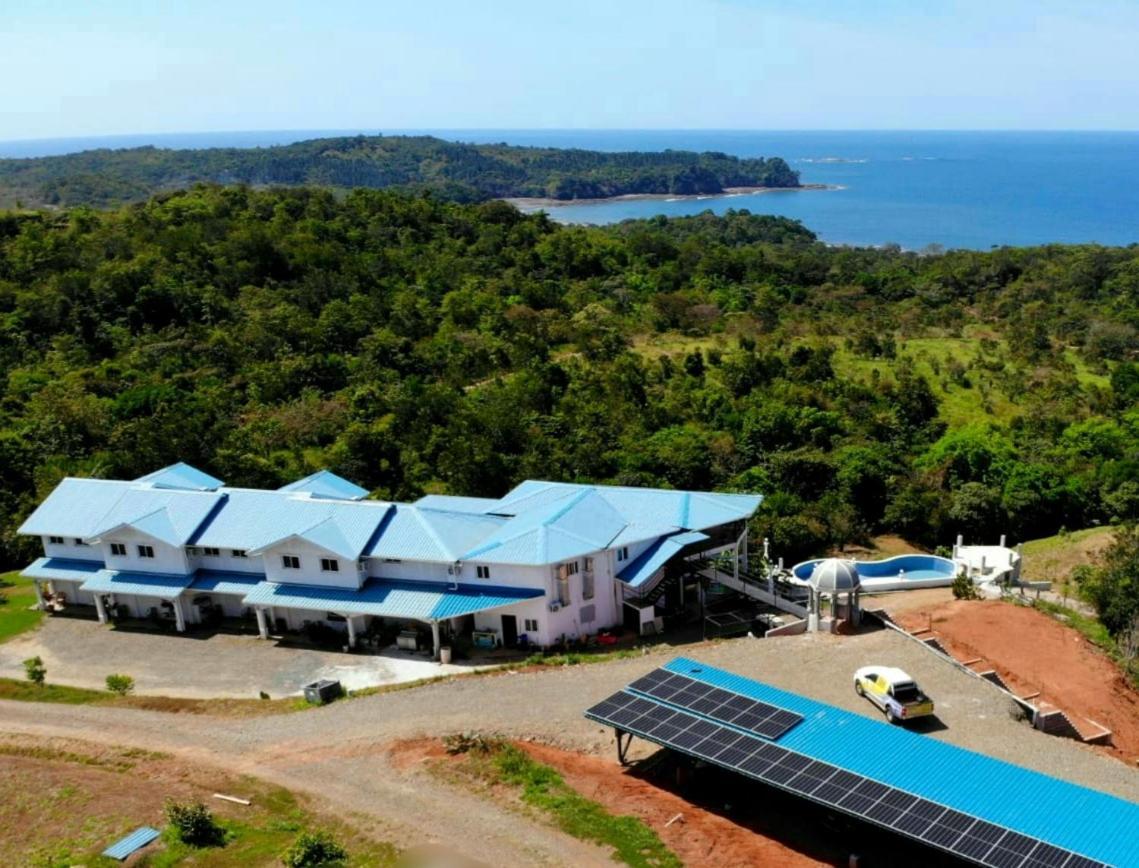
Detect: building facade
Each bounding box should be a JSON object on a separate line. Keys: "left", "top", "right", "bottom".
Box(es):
{"left": 19, "top": 464, "right": 761, "bottom": 656}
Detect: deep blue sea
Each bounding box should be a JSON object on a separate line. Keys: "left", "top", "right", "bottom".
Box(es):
{"left": 2, "top": 129, "right": 1138, "bottom": 250}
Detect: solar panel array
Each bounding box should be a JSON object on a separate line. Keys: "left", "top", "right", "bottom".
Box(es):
{"left": 625, "top": 667, "right": 803, "bottom": 740}
{"left": 585, "top": 686, "right": 1109, "bottom": 868}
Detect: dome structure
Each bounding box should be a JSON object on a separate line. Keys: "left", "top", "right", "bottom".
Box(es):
{"left": 808, "top": 558, "right": 861, "bottom": 593}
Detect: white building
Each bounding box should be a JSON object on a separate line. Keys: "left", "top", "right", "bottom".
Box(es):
{"left": 19, "top": 463, "right": 761, "bottom": 657}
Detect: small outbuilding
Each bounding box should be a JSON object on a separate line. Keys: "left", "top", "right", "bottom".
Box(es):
{"left": 806, "top": 558, "right": 861, "bottom": 632}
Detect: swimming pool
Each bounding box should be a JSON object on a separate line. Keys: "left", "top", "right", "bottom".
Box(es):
{"left": 789, "top": 554, "right": 959, "bottom": 591}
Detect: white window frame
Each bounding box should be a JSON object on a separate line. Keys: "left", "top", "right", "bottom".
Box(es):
{"left": 137, "top": 544, "right": 155, "bottom": 559}
{"left": 476, "top": 565, "right": 490, "bottom": 579}
{"left": 109, "top": 542, "right": 127, "bottom": 557}
{"left": 320, "top": 557, "right": 339, "bottom": 572}
{"left": 282, "top": 554, "right": 300, "bottom": 570}
{"left": 203, "top": 547, "right": 220, "bottom": 557}
{"left": 616, "top": 546, "right": 629, "bottom": 562}
{"left": 232, "top": 549, "right": 247, "bottom": 558}
{"left": 523, "top": 618, "right": 539, "bottom": 633}
{"left": 48, "top": 535, "right": 64, "bottom": 545}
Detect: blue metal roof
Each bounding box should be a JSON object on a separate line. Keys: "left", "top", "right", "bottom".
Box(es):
{"left": 413, "top": 494, "right": 501, "bottom": 514}
{"left": 661, "top": 657, "right": 1139, "bottom": 867}
{"left": 135, "top": 462, "right": 223, "bottom": 491}
{"left": 242, "top": 578, "right": 541, "bottom": 621}
{"left": 278, "top": 469, "right": 369, "bottom": 500}
{"left": 617, "top": 531, "right": 710, "bottom": 588}
{"left": 80, "top": 569, "right": 194, "bottom": 599}
{"left": 22, "top": 556, "right": 104, "bottom": 582}
{"left": 88, "top": 488, "right": 225, "bottom": 546}
{"left": 189, "top": 569, "right": 263, "bottom": 595}
{"left": 102, "top": 826, "right": 160, "bottom": 860}
{"left": 366, "top": 505, "right": 506, "bottom": 562}
{"left": 17, "top": 478, "right": 133, "bottom": 537}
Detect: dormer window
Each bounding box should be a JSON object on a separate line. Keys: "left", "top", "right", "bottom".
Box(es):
{"left": 616, "top": 546, "right": 629, "bottom": 562}
{"left": 282, "top": 555, "right": 300, "bottom": 570}
{"left": 137, "top": 545, "right": 155, "bottom": 559}
{"left": 48, "top": 536, "right": 64, "bottom": 545}
{"left": 320, "top": 558, "right": 339, "bottom": 572}
{"left": 110, "top": 543, "right": 127, "bottom": 557}
{"left": 203, "top": 547, "right": 220, "bottom": 557}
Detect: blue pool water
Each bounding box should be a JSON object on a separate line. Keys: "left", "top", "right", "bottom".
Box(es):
{"left": 792, "top": 554, "right": 956, "bottom": 582}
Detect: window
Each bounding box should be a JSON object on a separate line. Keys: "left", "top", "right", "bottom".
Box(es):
{"left": 582, "top": 570, "right": 595, "bottom": 600}
{"left": 580, "top": 604, "right": 596, "bottom": 624}
{"left": 320, "top": 558, "right": 339, "bottom": 572}
{"left": 584, "top": 557, "right": 594, "bottom": 573}
{"left": 49, "top": 536, "right": 64, "bottom": 545}
{"left": 74, "top": 538, "right": 88, "bottom": 546}
{"left": 523, "top": 618, "right": 539, "bottom": 633}
{"left": 203, "top": 547, "right": 220, "bottom": 557}
{"left": 476, "top": 565, "right": 490, "bottom": 579}
{"left": 137, "top": 545, "right": 155, "bottom": 559}
{"left": 110, "top": 542, "right": 127, "bottom": 557}
{"left": 282, "top": 555, "right": 300, "bottom": 570}
{"left": 618, "top": 546, "right": 630, "bottom": 562}
{"left": 557, "top": 576, "right": 571, "bottom": 606}
{"left": 232, "top": 549, "right": 247, "bottom": 558}
{"left": 564, "top": 560, "right": 579, "bottom": 575}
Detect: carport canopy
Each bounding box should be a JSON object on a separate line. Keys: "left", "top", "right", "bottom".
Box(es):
{"left": 79, "top": 569, "right": 195, "bottom": 631}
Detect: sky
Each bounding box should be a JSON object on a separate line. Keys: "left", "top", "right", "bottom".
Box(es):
{"left": 3, "top": 0, "right": 1139, "bottom": 139}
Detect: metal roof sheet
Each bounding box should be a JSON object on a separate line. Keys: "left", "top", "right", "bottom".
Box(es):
{"left": 366, "top": 506, "right": 505, "bottom": 562}
{"left": 135, "top": 462, "right": 223, "bottom": 491}
{"left": 662, "top": 657, "right": 1139, "bottom": 866}
{"left": 21, "top": 556, "right": 104, "bottom": 582}
{"left": 88, "top": 488, "right": 225, "bottom": 546}
{"left": 278, "top": 469, "right": 368, "bottom": 500}
{"left": 617, "top": 531, "right": 710, "bottom": 588}
{"left": 189, "top": 570, "right": 263, "bottom": 596}
{"left": 80, "top": 569, "right": 194, "bottom": 599}
{"left": 17, "top": 478, "right": 133, "bottom": 537}
{"left": 102, "top": 826, "right": 160, "bottom": 860}
{"left": 413, "top": 494, "right": 501, "bottom": 514}
{"left": 242, "top": 578, "right": 541, "bottom": 620}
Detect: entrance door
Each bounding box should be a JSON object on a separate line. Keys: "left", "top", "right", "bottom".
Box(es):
{"left": 501, "top": 614, "right": 518, "bottom": 647}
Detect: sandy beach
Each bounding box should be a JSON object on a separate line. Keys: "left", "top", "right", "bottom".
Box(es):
{"left": 504, "top": 182, "right": 839, "bottom": 211}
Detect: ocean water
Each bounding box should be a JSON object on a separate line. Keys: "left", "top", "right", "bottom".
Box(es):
{"left": 2, "top": 129, "right": 1138, "bottom": 250}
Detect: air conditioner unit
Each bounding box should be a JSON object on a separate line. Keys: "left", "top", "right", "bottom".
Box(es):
{"left": 548, "top": 601, "right": 561, "bottom": 612}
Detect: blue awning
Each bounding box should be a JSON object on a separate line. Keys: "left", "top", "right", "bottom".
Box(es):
{"left": 189, "top": 569, "right": 264, "bottom": 596}
{"left": 617, "top": 531, "right": 710, "bottom": 588}
{"left": 243, "top": 578, "right": 542, "bottom": 621}
{"left": 80, "top": 569, "right": 194, "bottom": 599}
{"left": 22, "top": 556, "right": 104, "bottom": 583}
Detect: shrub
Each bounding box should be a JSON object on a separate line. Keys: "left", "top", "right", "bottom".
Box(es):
{"left": 281, "top": 830, "right": 348, "bottom": 867}
{"left": 23, "top": 656, "right": 45, "bottom": 686}
{"left": 952, "top": 572, "right": 980, "bottom": 600}
{"left": 105, "top": 674, "right": 135, "bottom": 696}
{"left": 165, "top": 800, "right": 225, "bottom": 847}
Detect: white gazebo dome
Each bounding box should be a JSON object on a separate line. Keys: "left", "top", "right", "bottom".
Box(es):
{"left": 808, "top": 558, "right": 861, "bottom": 593}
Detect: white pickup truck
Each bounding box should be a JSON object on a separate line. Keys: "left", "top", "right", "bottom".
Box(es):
{"left": 853, "top": 666, "right": 935, "bottom": 724}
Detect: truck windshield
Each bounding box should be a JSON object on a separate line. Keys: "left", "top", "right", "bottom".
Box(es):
{"left": 893, "top": 684, "right": 921, "bottom": 702}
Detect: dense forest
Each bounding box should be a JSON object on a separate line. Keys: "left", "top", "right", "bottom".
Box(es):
{"left": 0, "top": 135, "right": 799, "bottom": 209}
{"left": 2, "top": 185, "right": 1139, "bottom": 575}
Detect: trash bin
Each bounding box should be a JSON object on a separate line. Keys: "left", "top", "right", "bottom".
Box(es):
{"left": 439, "top": 646, "right": 452, "bottom": 664}
{"left": 302, "top": 679, "right": 342, "bottom": 704}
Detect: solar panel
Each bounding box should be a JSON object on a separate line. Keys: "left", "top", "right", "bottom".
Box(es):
{"left": 627, "top": 667, "right": 804, "bottom": 740}
{"left": 584, "top": 686, "right": 1110, "bottom": 868}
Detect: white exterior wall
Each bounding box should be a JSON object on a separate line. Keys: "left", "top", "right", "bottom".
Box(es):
{"left": 188, "top": 549, "right": 262, "bottom": 575}
{"left": 41, "top": 535, "right": 103, "bottom": 562}
{"left": 260, "top": 539, "right": 363, "bottom": 589}
{"left": 99, "top": 528, "right": 189, "bottom": 575}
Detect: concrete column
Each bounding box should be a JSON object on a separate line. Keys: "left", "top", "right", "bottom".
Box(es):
{"left": 733, "top": 542, "right": 740, "bottom": 584}
{"left": 94, "top": 594, "right": 108, "bottom": 624}
{"left": 32, "top": 580, "right": 45, "bottom": 610}
{"left": 999, "top": 534, "right": 1007, "bottom": 548}
{"left": 431, "top": 621, "right": 441, "bottom": 660}
{"left": 346, "top": 615, "right": 357, "bottom": 649}
{"left": 267, "top": 607, "right": 276, "bottom": 627}
{"left": 173, "top": 598, "right": 186, "bottom": 633}
{"left": 255, "top": 607, "right": 269, "bottom": 639}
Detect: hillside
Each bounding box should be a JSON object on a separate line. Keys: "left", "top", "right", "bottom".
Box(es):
{"left": 2, "top": 187, "right": 1139, "bottom": 571}
{"left": 0, "top": 135, "right": 800, "bottom": 209}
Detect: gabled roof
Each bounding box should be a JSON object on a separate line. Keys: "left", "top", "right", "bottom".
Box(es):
{"left": 17, "top": 478, "right": 134, "bottom": 538}
{"left": 245, "top": 499, "right": 392, "bottom": 561}
{"left": 278, "top": 469, "right": 368, "bottom": 501}
{"left": 87, "top": 488, "right": 225, "bottom": 546}
{"left": 413, "top": 494, "right": 501, "bottom": 514}
{"left": 366, "top": 506, "right": 506, "bottom": 562}
{"left": 135, "top": 462, "right": 224, "bottom": 491}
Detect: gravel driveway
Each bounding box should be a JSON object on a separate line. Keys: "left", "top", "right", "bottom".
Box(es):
{"left": 2, "top": 626, "right": 1137, "bottom": 863}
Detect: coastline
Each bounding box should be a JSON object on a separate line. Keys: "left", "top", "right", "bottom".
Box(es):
{"left": 504, "top": 183, "right": 839, "bottom": 211}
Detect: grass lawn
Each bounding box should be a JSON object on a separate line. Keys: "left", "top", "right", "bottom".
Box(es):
{"left": 1020, "top": 526, "right": 1116, "bottom": 589}
{"left": 0, "top": 569, "right": 43, "bottom": 642}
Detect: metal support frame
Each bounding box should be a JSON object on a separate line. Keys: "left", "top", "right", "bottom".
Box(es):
{"left": 615, "top": 728, "right": 634, "bottom": 765}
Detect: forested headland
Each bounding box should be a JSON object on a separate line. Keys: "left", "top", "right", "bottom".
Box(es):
{"left": 2, "top": 185, "right": 1139, "bottom": 575}
{"left": 0, "top": 135, "right": 799, "bottom": 209}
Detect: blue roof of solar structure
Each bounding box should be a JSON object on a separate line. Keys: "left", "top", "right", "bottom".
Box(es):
{"left": 278, "top": 469, "right": 369, "bottom": 500}
{"left": 80, "top": 569, "right": 194, "bottom": 599}
{"left": 17, "top": 478, "right": 134, "bottom": 537}
{"left": 22, "top": 556, "right": 104, "bottom": 582}
{"left": 242, "top": 578, "right": 542, "bottom": 620}
{"left": 660, "top": 657, "right": 1139, "bottom": 867}
{"left": 135, "top": 462, "right": 223, "bottom": 491}
{"left": 617, "top": 531, "right": 710, "bottom": 587}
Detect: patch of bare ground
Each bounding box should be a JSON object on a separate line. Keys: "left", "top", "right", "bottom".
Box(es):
{"left": 895, "top": 599, "right": 1139, "bottom": 764}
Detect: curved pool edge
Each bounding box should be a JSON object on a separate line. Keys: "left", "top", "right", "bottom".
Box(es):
{"left": 789, "top": 554, "right": 960, "bottom": 592}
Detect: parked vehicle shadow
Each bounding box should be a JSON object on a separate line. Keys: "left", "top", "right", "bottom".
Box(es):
{"left": 904, "top": 714, "right": 949, "bottom": 734}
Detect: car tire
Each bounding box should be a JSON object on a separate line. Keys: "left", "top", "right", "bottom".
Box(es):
{"left": 885, "top": 707, "right": 897, "bottom": 724}
{"left": 855, "top": 681, "right": 865, "bottom": 697}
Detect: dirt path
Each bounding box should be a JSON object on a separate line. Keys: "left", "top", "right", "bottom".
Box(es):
{"left": 895, "top": 599, "right": 1139, "bottom": 763}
